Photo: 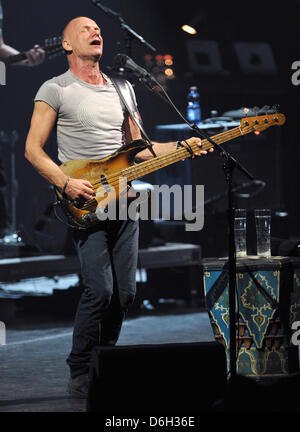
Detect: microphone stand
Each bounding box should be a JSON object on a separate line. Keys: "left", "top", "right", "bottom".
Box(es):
{"left": 91, "top": 1, "right": 156, "bottom": 57}
{"left": 0, "top": 130, "right": 23, "bottom": 245}
{"left": 139, "top": 74, "right": 255, "bottom": 381}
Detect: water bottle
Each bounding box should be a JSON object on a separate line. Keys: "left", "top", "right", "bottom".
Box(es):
{"left": 186, "top": 86, "right": 201, "bottom": 122}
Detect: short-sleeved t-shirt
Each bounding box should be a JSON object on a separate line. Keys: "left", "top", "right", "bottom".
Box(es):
{"left": 34, "top": 69, "right": 137, "bottom": 163}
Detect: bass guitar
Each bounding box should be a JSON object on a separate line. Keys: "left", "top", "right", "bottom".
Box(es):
{"left": 55, "top": 112, "right": 286, "bottom": 229}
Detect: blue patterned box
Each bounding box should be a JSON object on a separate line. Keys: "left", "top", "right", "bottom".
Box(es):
{"left": 202, "top": 257, "right": 300, "bottom": 376}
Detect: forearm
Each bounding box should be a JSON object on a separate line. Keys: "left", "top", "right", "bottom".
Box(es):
{"left": 25, "top": 144, "right": 68, "bottom": 190}
{"left": 135, "top": 137, "right": 210, "bottom": 162}
{"left": 0, "top": 42, "right": 19, "bottom": 58}
{"left": 0, "top": 42, "right": 29, "bottom": 65}
{"left": 124, "top": 114, "right": 178, "bottom": 161}
{"left": 135, "top": 141, "right": 177, "bottom": 161}
{"left": 0, "top": 40, "right": 44, "bottom": 65}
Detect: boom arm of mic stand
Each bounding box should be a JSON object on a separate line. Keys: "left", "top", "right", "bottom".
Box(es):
{"left": 92, "top": 1, "right": 124, "bottom": 24}
{"left": 92, "top": 1, "right": 156, "bottom": 53}
{"left": 120, "top": 23, "right": 156, "bottom": 53}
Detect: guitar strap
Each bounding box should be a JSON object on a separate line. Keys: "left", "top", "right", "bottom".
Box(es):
{"left": 110, "top": 76, "right": 157, "bottom": 157}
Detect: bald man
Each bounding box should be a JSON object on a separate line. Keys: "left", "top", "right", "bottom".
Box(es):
{"left": 25, "top": 16, "right": 210, "bottom": 398}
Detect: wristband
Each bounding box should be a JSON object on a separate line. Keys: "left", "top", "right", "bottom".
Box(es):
{"left": 62, "top": 176, "right": 70, "bottom": 197}
{"left": 183, "top": 140, "right": 194, "bottom": 155}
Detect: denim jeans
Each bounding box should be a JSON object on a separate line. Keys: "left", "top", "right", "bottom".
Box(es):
{"left": 66, "top": 218, "right": 139, "bottom": 378}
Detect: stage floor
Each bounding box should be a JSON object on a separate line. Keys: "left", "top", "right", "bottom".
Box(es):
{"left": 0, "top": 308, "right": 214, "bottom": 412}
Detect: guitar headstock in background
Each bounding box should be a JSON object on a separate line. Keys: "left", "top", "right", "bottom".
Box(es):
{"left": 43, "top": 36, "right": 64, "bottom": 59}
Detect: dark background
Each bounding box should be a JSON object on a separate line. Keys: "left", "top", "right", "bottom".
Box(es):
{"left": 0, "top": 0, "right": 299, "bottom": 256}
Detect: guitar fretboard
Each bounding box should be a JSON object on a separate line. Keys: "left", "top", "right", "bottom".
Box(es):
{"left": 2, "top": 52, "right": 27, "bottom": 65}
{"left": 121, "top": 124, "right": 247, "bottom": 182}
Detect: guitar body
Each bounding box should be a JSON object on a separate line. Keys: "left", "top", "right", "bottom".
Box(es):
{"left": 56, "top": 139, "right": 149, "bottom": 229}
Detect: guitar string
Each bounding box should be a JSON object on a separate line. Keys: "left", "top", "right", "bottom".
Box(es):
{"left": 80, "top": 124, "right": 252, "bottom": 211}
{"left": 105, "top": 117, "right": 282, "bottom": 189}
{"left": 80, "top": 139, "right": 217, "bottom": 210}
{"left": 81, "top": 122, "right": 273, "bottom": 210}
{"left": 89, "top": 122, "right": 260, "bottom": 188}
{"left": 89, "top": 124, "right": 245, "bottom": 189}
{"left": 74, "top": 118, "right": 280, "bottom": 210}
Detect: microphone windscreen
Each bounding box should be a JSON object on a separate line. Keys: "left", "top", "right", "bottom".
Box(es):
{"left": 114, "top": 53, "right": 128, "bottom": 67}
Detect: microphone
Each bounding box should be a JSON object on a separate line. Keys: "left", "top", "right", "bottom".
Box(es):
{"left": 114, "top": 54, "right": 153, "bottom": 79}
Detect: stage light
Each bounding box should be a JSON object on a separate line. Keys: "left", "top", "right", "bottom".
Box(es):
{"left": 181, "top": 8, "right": 207, "bottom": 36}
{"left": 254, "top": 130, "right": 261, "bottom": 135}
{"left": 164, "top": 54, "right": 173, "bottom": 66}
{"left": 182, "top": 24, "right": 197, "bottom": 35}
{"left": 164, "top": 68, "right": 174, "bottom": 77}
{"left": 142, "top": 53, "right": 175, "bottom": 89}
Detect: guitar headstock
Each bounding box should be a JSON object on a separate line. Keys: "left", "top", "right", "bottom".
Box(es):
{"left": 43, "top": 36, "right": 64, "bottom": 58}
{"left": 239, "top": 106, "right": 286, "bottom": 133}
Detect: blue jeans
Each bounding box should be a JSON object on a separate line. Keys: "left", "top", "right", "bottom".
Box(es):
{"left": 66, "top": 219, "right": 139, "bottom": 378}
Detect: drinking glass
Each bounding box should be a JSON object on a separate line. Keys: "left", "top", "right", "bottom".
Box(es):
{"left": 234, "top": 209, "right": 247, "bottom": 258}
{"left": 254, "top": 209, "right": 271, "bottom": 257}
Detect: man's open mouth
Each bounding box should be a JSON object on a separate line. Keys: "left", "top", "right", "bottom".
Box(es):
{"left": 90, "top": 40, "right": 101, "bottom": 46}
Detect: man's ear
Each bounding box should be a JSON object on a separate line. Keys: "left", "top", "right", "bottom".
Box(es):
{"left": 62, "top": 39, "right": 72, "bottom": 54}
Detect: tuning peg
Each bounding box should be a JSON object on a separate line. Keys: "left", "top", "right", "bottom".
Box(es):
{"left": 261, "top": 105, "right": 270, "bottom": 115}
{"left": 252, "top": 106, "right": 260, "bottom": 115}
{"left": 243, "top": 107, "right": 250, "bottom": 117}
{"left": 272, "top": 104, "right": 280, "bottom": 113}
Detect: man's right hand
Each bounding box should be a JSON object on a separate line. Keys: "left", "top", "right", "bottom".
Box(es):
{"left": 65, "top": 178, "right": 94, "bottom": 201}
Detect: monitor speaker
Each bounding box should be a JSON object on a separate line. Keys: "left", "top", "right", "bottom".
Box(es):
{"left": 87, "top": 341, "right": 227, "bottom": 413}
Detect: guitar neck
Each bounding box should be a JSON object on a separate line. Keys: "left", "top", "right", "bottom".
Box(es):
{"left": 2, "top": 38, "right": 63, "bottom": 65}
{"left": 122, "top": 124, "right": 248, "bottom": 181}
{"left": 2, "top": 52, "right": 27, "bottom": 65}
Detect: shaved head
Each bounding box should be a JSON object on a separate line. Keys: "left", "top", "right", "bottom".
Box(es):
{"left": 62, "top": 16, "right": 87, "bottom": 41}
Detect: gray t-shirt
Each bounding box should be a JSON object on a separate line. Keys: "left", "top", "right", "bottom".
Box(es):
{"left": 34, "top": 69, "right": 137, "bottom": 163}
